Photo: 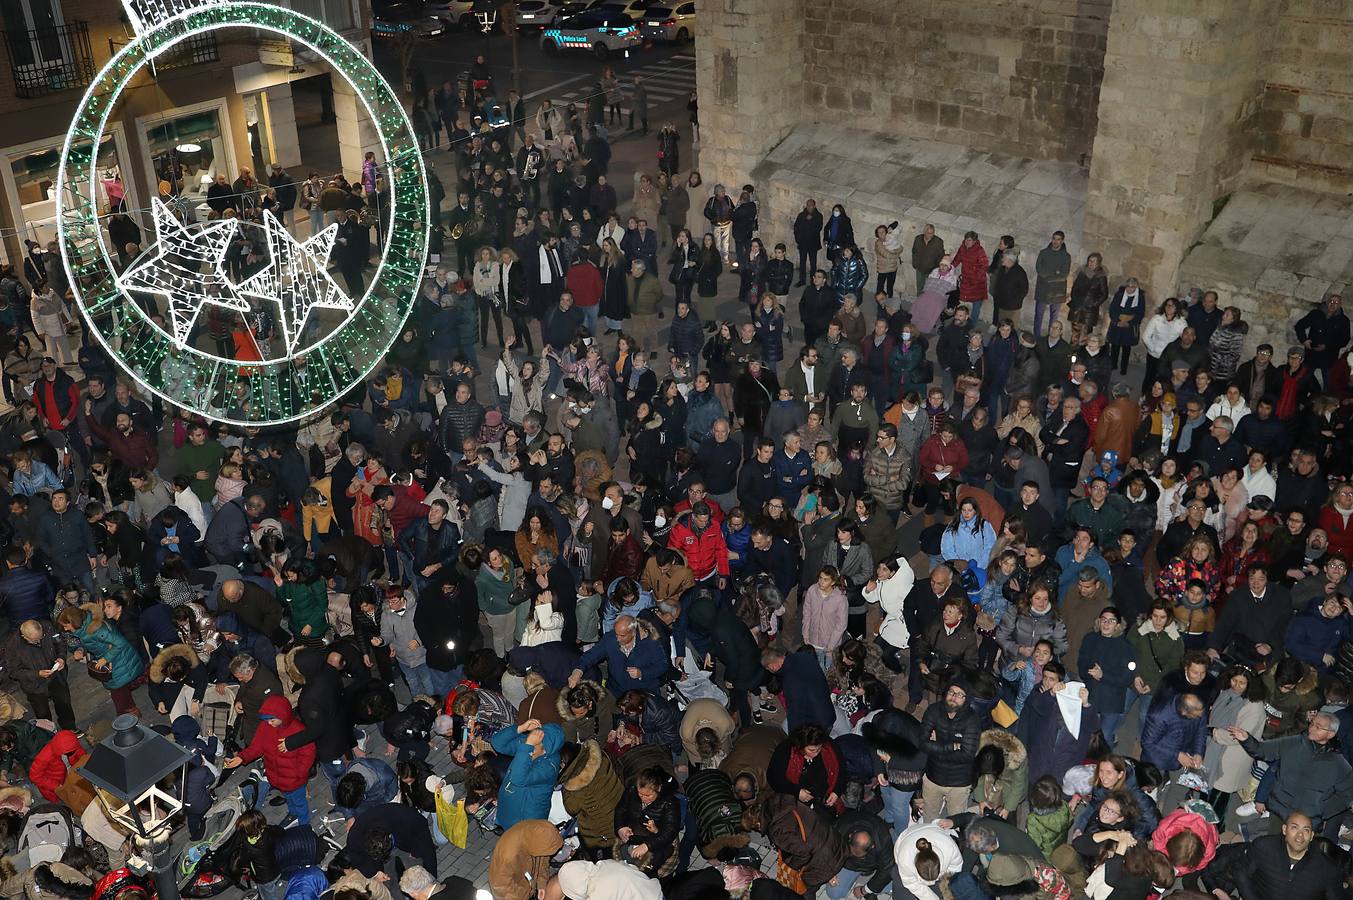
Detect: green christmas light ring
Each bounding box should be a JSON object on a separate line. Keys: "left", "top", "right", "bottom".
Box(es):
{"left": 56, "top": 2, "right": 430, "bottom": 427}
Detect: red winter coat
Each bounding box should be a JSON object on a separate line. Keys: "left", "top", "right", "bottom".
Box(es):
{"left": 668, "top": 518, "right": 730, "bottom": 580}
{"left": 1318, "top": 506, "right": 1353, "bottom": 562}
{"left": 917, "top": 435, "right": 970, "bottom": 486}
{"left": 29, "top": 730, "right": 85, "bottom": 802}
{"left": 237, "top": 695, "right": 316, "bottom": 791}
{"left": 951, "top": 241, "right": 989, "bottom": 303}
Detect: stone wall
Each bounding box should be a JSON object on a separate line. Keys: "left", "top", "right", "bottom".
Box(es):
{"left": 1249, "top": 0, "right": 1353, "bottom": 194}
{"left": 800, "top": 0, "right": 1112, "bottom": 164}
{"left": 693, "top": 0, "right": 805, "bottom": 191}
{"left": 1082, "top": 0, "right": 1276, "bottom": 304}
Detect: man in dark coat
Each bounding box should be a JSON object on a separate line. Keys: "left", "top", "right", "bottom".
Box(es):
{"left": 204, "top": 494, "right": 260, "bottom": 568}
{"left": 1230, "top": 813, "right": 1344, "bottom": 900}
{"left": 762, "top": 646, "right": 833, "bottom": 732}
{"left": 683, "top": 587, "right": 762, "bottom": 723}
{"left": 919, "top": 675, "right": 983, "bottom": 819}
{"left": 789, "top": 200, "right": 825, "bottom": 287}
{"left": 0, "top": 545, "right": 53, "bottom": 634}
{"left": 829, "top": 809, "right": 897, "bottom": 896}
{"left": 284, "top": 647, "right": 353, "bottom": 796}
{"left": 1294, "top": 294, "right": 1350, "bottom": 387}
{"left": 345, "top": 803, "right": 438, "bottom": 878}
{"left": 1040, "top": 396, "right": 1090, "bottom": 516}
{"left": 1023, "top": 662, "right": 1100, "bottom": 786}
{"left": 415, "top": 570, "right": 480, "bottom": 691}
{"left": 935, "top": 305, "right": 974, "bottom": 395}
{"left": 903, "top": 564, "right": 969, "bottom": 706}
{"left": 230, "top": 652, "right": 284, "bottom": 745}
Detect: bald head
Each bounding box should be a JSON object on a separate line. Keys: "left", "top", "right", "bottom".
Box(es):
{"left": 19, "top": 620, "right": 42, "bottom": 643}
{"left": 221, "top": 579, "right": 244, "bottom": 601}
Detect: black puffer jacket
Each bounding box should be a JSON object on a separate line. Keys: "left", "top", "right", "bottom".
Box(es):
{"left": 919, "top": 688, "right": 983, "bottom": 787}
{"left": 614, "top": 776, "right": 682, "bottom": 874}
{"left": 415, "top": 573, "right": 480, "bottom": 672}
{"left": 284, "top": 646, "right": 353, "bottom": 760}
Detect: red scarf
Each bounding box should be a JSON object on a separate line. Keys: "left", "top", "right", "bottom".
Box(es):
{"left": 786, "top": 743, "right": 843, "bottom": 813}
{"left": 1277, "top": 366, "right": 1307, "bottom": 419}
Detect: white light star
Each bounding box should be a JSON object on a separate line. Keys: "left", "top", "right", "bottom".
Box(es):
{"left": 237, "top": 210, "right": 353, "bottom": 355}
{"left": 118, "top": 198, "right": 247, "bottom": 349}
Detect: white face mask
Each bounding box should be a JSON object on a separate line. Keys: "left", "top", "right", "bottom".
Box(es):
{"left": 832, "top": 210, "right": 841, "bottom": 218}
{"left": 601, "top": 497, "right": 615, "bottom": 510}
{"left": 653, "top": 515, "right": 667, "bottom": 528}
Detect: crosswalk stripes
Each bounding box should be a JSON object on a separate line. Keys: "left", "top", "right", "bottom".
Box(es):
{"left": 543, "top": 55, "right": 695, "bottom": 119}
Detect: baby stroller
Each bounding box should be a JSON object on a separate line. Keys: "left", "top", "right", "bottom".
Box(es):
{"left": 176, "top": 771, "right": 261, "bottom": 897}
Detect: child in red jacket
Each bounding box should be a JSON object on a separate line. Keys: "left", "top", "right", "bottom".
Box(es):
{"left": 224, "top": 695, "right": 317, "bottom": 825}
{"left": 29, "top": 730, "right": 85, "bottom": 802}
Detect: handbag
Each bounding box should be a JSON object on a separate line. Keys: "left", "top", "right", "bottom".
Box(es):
{"left": 775, "top": 809, "right": 809, "bottom": 894}
{"left": 87, "top": 658, "right": 113, "bottom": 683}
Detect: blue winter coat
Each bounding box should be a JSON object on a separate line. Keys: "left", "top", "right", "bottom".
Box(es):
{"left": 940, "top": 518, "right": 996, "bottom": 567}
{"left": 755, "top": 307, "right": 786, "bottom": 366}
{"left": 723, "top": 520, "right": 752, "bottom": 574}
{"left": 576, "top": 627, "right": 668, "bottom": 695}
{"left": 684, "top": 388, "right": 725, "bottom": 451}
{"left": 1285, "top": 600, "right": 1353, "bottom": 671}
{"left": 830, "top": 255, "right": 868, "bottom": 300}
{"left": 491, "top": 723, "right": 565, "bottom": 830}
{"left": 1139, "top": 697, "right": 1207, "bottom": 773}
{"left": 0, "top": 564, "right": 54, "bottom": 628}
{"left": 332, "top": 758, "right": 399, "bottom": 819}
{"left": 780, "top": 650, "right": 835, "bottom": 731}
{"left": 773, "top": 447, "right": 812, "bottom": 503}
{"left": 67, "top": 603, "right": 145, "bottom": 689}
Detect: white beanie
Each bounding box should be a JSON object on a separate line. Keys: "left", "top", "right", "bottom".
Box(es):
{"left": 557, "top": 860, "right": 595, "bottom": 899}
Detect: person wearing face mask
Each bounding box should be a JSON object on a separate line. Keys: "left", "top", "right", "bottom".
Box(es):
{"left": 822, "top": 204, "right": 855, "bottom": 266}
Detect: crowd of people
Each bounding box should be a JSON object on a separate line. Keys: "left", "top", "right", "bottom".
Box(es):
{"left": 0, "top": 54, "right": 1349, "bottom": 900}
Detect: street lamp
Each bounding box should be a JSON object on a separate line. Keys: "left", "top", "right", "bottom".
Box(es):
{"left": 82, "top": 714, "right": 194, "bottom": 900}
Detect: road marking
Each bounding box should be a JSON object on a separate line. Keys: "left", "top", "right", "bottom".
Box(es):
{"left": 522, "top": 73, "right": 590, "bottom": 101}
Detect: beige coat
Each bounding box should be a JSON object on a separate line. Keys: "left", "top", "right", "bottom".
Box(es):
{"left": 679, "top": 698, "right": 737, "bottom": 765}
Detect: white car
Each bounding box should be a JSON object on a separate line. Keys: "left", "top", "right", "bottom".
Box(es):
{"left": 425, "top": 0, "right": 479, "bottom": 30}
{"left": 541, "top": 11, "right": 642, "bottom": 57}
{"left": 594, "top": 0, "right": 653, "bottom": 21}
{"left": 515, "top": 0, "right": 563, "bottom": 27}
{"left": 639, "top": 1, "right": 694, "bottom": 43}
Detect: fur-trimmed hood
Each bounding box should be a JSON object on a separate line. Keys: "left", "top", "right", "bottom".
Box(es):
{"left": 561, "top": 739, "right": 607, "bottom": 791}
{"left": 149, "top": 643, "right": 197, "bottom": 683}
{"left": 1137, "top": 619, "right": 1181, "bottom": 640}
{"left": 641, "top": 413, "right": 664, "bottom": 431}
{"left": 77, "top": 601, "right": 105, "bottom": 633}
{"left": 557, "top": 679, "right": 606, "bottom": 723}
{"left": 19, "top": 863, "right": 91, "bottom": 900}
{"left": 979, "top": 728, "right": 1027, "bottom": 770}
{"left": 1293, "top": 662, "right": 1320, "bottom": 695}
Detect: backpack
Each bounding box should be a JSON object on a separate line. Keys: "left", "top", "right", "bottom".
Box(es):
{"left": 17, "top": 802, "right": 76, "bottom": 864}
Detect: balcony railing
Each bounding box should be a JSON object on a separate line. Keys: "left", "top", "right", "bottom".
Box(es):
{"left": 3, "top": 20, "right": 94, "bottom": 99}
{"left": 108, "top": 31, "right": 219, "bottom": 70}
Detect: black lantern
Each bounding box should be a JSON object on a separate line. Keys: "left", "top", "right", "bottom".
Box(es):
{"left": 82, "top": 714, "right": 194, "bottom": 900}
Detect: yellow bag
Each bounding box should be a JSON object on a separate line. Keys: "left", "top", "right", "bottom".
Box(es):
{"left": 434, "top": 786, "right": 469, "bottom": 849}
{"left": 991, "top": 699, "right": 1018, "bottom": 728}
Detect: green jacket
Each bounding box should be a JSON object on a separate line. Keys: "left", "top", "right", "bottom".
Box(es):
{"left": 175, "top": 439, "right": 227, "bottom": 502}
{"left": 627, "top": 273, "right": 662, "bottom": 316}
{"left": 475, "top": 561, "right": 516, "bottom": 615}
{"left": 1128, "top": 619, "right": 1184, "bottom": 690}
{"left": 1066, "top": 495, "right": 1127, "bottom": 550}
{"left": 277, "top": 579, "right": 330, "bottom": 639}
{"left": 69, "top": 603, "right": 145, "bottom": 689}
{"left": 0, "top": 719, "right": 52, "bottom": 774}
{"left": 1027, "top": 803, "right": 1071, "bottom": 857}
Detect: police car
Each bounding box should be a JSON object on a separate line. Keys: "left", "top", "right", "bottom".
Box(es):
{"left": 540, "top": 10, "right": 642, "bottom": 57}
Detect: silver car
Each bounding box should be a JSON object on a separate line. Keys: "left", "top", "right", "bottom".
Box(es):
{"left": 639, "top": 1, "right": 694, "bottom": 43}
{"left": 515, "top": 0, "right": 563, "bottom": 27}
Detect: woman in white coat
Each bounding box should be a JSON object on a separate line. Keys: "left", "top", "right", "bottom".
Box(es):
{"left": 893, "top": 821, "right": 964, "bottom": 900}
{"left": 863, "top": 554, "right": 916, "bottom": 672}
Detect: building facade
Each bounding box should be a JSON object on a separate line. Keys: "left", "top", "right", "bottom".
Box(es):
{"left": 0, "top": 0, "right": 376, "bottom": 266}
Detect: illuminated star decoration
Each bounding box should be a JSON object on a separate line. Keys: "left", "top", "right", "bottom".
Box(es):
{"left": 238, "top": 210, "right": 353, "bottom": 355}
{"left": 118, "top": 197, "right": 247, "bottom": 348}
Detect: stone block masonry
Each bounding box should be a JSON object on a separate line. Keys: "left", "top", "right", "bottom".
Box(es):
{"left": 800, "top": 0, "right": 1112, "bottom": 164}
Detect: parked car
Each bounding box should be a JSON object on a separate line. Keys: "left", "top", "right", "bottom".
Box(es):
{"left": 372, "top": 1, "right": 447, "bottom": 38}
{"left": 639, "top": 1, "right": 694, "bottom": 42}
{"left": 425, "top": 0, "right": 480, "bottom": 30}
{"left": 516, "top": 0, "right": 564, "bottom": 27}
{"left": 541, "top": 10, "right": 642, "bottom": 57}
{"left": 594, "top": 0, "right": 653, "bottom": 21}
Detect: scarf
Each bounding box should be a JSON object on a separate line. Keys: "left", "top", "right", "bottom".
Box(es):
{"left": 786, "top": 743, "right": 844, "bottom": 813}
{"left": 1277, "top": 366, "right": 1307, "bottom": 419}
